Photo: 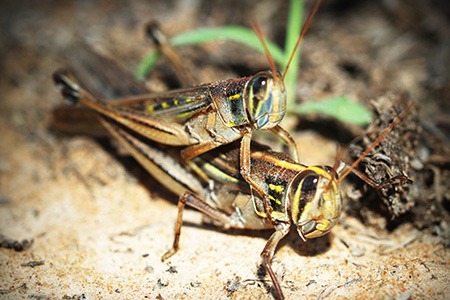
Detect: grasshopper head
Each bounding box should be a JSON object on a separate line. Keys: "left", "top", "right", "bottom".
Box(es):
{"left": 243, "top": 71, "right": 286, "bottom": 130}
{"left": 289, "top": 166, "right": 342, "bottom": 240}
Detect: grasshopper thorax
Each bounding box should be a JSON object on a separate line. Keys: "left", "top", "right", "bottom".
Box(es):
{"left": 289, "top": 166, "right": 342, "bottom": 241}
{"left": 243, "top": 71, "right": 286, "bottom": 130}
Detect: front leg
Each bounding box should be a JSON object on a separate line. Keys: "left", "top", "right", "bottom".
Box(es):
{"left": 239, "top": 131, "right": 275, "bottom": 223}
{"left": 270, "top": 125, "right": 299, "bottom": 163}
{"left": 260, "top": 223, "right": 291, "bottom": 300}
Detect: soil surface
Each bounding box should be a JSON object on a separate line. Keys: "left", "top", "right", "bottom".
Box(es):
{"left": 1, "top": 0, "right": 449, "bottom": 299}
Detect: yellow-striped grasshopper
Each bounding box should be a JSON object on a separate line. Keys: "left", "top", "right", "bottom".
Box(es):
{"left": 52, "top": 43, "right": 412, "bottom": 299}
{"left": 93, "top": 114, "right": 410, "bottom": 300}
{"left": 99, "top": 118, "right": 343, "bottom": 300}
{"left": 52, "top": 1, "right": 322, "bottom": 224}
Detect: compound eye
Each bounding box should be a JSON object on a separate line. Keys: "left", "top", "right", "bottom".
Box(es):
{"left": 302, "top": 174, "right": 318, "bottom": 194}
{"left": 244, "top": 71, "right": 286, "bottom": 129}
{"left": 250, "top": 74, "right": 269, "bottom": 102}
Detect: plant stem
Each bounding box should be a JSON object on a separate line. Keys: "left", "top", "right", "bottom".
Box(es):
{"left": 284, "top": 0, "right": 303, "bottom": 113}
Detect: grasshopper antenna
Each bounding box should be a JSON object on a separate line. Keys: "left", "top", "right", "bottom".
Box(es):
{"left": 337, "top": 102, "right": 415, "bottom": 185}
{"left": 282, "top": 0, "right": 321, "bottom": 80}
{"left": 331, "top": 145, "right": 345, "bottom": 178}
{"left": 323, "top": 144, "right": 346, "bottom": 193}
{"left": 252, "top": 22, "right": 279, "bottom": 80}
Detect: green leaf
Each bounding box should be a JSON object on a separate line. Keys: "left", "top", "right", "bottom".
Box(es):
{"left": 293, "top": 96, "right": 373, "bottom": 126}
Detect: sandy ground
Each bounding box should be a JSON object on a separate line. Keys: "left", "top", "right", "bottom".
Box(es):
{"left": 1, "top": 1, "right": 449, "bottom": 299}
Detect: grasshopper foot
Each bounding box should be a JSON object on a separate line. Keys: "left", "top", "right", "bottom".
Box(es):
{"left": 161, "top": 248, "right": 177, "bottom": 262}
{"left": 53, "top": 69, "right": 81, "bottom": 104}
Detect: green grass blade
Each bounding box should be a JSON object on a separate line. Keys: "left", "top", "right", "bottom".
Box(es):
{"left": 284, "top": 0, "right": 303, "bottom": 111}
{"left": 136, "top": 51, "right": 160, "bottom": 81}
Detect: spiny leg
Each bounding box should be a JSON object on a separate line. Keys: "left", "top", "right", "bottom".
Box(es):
{"left": 162, "top": 192, "right": 189, "bottom": 261}
{"left": 162, "top": 191, "right": 242, "bottom": 261}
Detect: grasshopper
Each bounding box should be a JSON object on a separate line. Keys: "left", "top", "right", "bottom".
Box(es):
{"left": 92, "top": 113, "right": 411, "bottom": 300}
{"left": 52, "top": 46, "right": 411, "bottom": 300}
{"left": 100, "top": 119, "right": 341, "bottom": 300}
{"left": 52, "top": 1, "right": 322, "bottom": 223}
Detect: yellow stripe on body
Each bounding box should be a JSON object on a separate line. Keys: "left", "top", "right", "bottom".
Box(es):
{"left": 227, "top": 94, "right": 240, "bottom": 101}
{"left": 269, "top": 183, "right": 284, "bottom": 194}
{"left": 145, "top": 105, "right": 155, "bottom": 113}
{"left": 268, "top": 194, "right": 282, "bottom": 205}
{"left": 202, "top": 162, "right": 240, "bottom": 185}
{"left": 252, "top": 151, "right": 306, "bottom": 172}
